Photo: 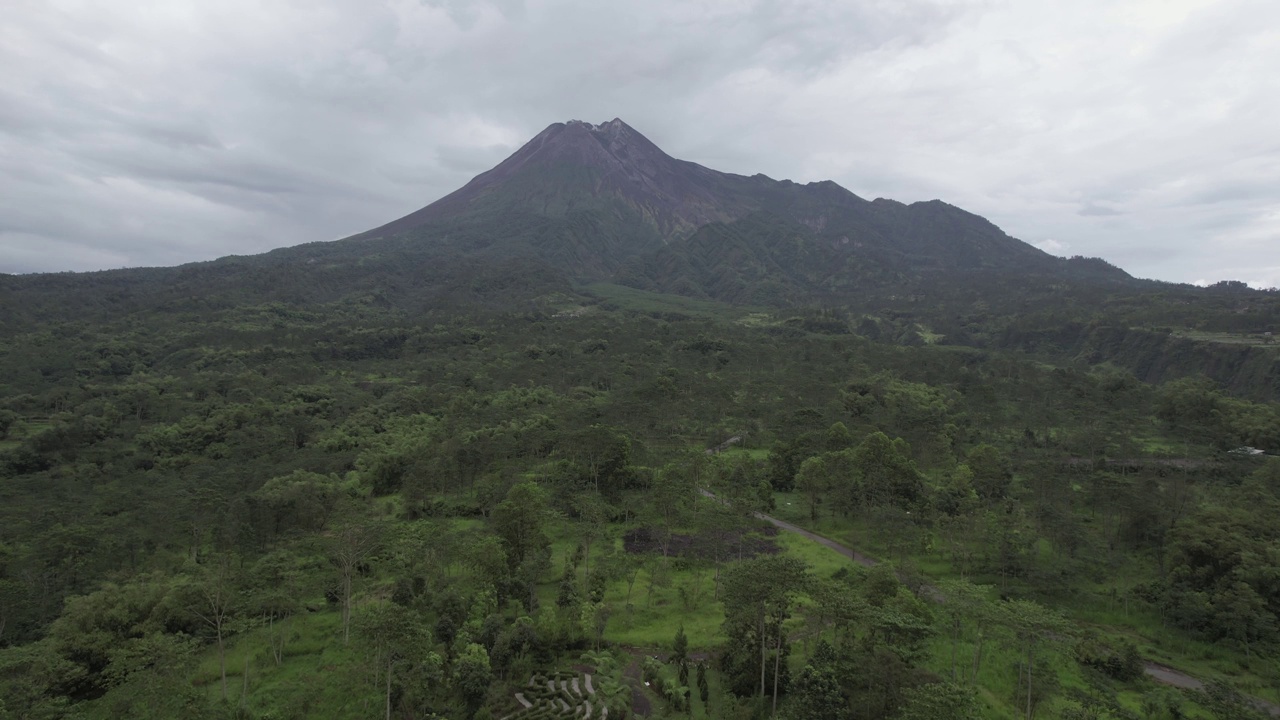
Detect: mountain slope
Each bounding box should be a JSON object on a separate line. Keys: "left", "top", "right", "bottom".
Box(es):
{"left": 0, "top": 117, "right": 1142, "bottom": 330}
{"left": 353, "top": 118, "right": 1116, "bottom": 292}
{"left": 358, "top": 118, "right": 762, "bottom": 242}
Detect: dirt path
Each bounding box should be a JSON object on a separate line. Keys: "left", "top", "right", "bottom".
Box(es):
{"left": 1143, "top": 663, "right": 1203, "bottom": 691}
{"left": 700, "top": 488, "right": 1280, "bottom": 716}
{"left": 621, "top": 658, "right": 652, "bottom": 717}
{"left": 1143, "top": 664, "right": 1280, "bottom": 717}
{"left": 748, "top": 509, "right": 877, "bottom": 567}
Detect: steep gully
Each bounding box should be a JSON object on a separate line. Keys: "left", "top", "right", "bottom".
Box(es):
{"left": 696, "top": 489, "right": 1280, "bottom": 715}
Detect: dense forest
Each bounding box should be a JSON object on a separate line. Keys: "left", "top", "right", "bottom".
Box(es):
{"left": 1, "top": 241, "right": 1279, "bottom": 720}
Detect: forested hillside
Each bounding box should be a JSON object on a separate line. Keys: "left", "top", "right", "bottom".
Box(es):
{"left": 2, "top": 266, "right": 1279, "bottom": 719}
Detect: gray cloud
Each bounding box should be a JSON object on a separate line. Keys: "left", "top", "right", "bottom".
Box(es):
{"left": 2, "top": 0, "right": 1278, "bottom": 287}
{"left": 1079, "top": 204, "right": 1122, "bottom": 217}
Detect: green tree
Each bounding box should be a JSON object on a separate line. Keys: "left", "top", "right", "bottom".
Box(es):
{"left": 573, "top": 492, "right": 610, "bottom": 595}
{"left": 936, "top": 578, "right": 997, "bottom": 684}
{"left": 966, "top": 444, "right": 1012, "bottom": 502}
{"left": 896, "top": 681, "right": 979, "bottom": 720}
{"left": 852, "top": 432, "right": 923, "bottom": 510}
{"left": 1193, "top": 680, "right": 1271, "bottom": 720}
{"left": 825, "top": 421, "right": 855, "bottom": 451}
{"left": 696, "top": 660, "right": 710, "bottom": 710}
{"left": 721, "top": 554, "right": 810, "bottom": 712}
{"left": 174, "top": 555, "right": 240, "bottom": 702}
{"left": 355, "top": 601, "right": 442, "bottom": 720}
{"left": 1001, "top": 599, "right": 1071, "bottom": 720}
{"left": 492, "top": 481, "right": 553, "bottom": 572}
{"left": 1164, "top": 504, "right": 1280, "bottom": 647}
{"left": 251, "top": 470, "right": 341, "bottom": 539}
{"left": 1216, "top": 581, "right": 1275, "bottom": 659}
{"left": 562, "top": 424, "right": 633, "bottom": 499}
{"left": 454, "top": 643, "right": 494, "bottom": 714}
{"left": 672, "top": 624, "right": 689, "bottom": 687}
{"left": 95, "top": 633, "right": 210, "bottom": 720}
{"left": 796, "top": 456, "right": 830, "bottom": 522}
{"left": 935, "top": 463, "right": 978, "bottom": 517}
{"left": 582, "top": 649, "right": 632, "bottom": 717}
{"left": 1155, "top": 377, "right": 1224, "bottom": 436}
{"left": 785, "top": 641, "right": 845, "bottom": 720}
{"left": 984, "top": 503, "right": 1037, "bottom": 586}
{"left": 328, "top": 522, "right": 383, "bottom": 645}
{"left": 247, "top": 550, "right": 306, "bottom": 665}
{"left": 650, "top": 461, "right": 695, "bottom": 557}
{"left": 0, "top": 410, "right": 17, "bottom": 439}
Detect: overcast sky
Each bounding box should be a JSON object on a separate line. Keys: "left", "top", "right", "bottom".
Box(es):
{"left": 3, "top": 0, "right": 1278, "bottom": 287}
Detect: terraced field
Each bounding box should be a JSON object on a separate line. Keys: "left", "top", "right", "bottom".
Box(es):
{"left": 506, "top": 671, "right": 608, "bottom": 720}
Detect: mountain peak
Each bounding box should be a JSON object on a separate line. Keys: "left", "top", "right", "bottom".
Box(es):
{"left": 532, "top": 117, "right": 666, "bottom": 165}
{"left": 356, "top": 117, "right": 737, "bottom": 242}
{"left": 351, "top": 118, "right": 1071, "bottom": 284}
{"left": 563, "top": 117, "right": 627, "bottom": 132}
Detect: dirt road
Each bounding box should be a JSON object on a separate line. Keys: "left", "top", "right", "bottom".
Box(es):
{"left": 750, "top": 511, "right": 878, "bottom": 567}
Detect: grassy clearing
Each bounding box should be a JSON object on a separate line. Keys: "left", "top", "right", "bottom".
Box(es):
{"left": 582, "top": 282, "right": 753, "bottom": 320}
{"left": 593, "top": 507, "right": 881, "bottom": 651}
{"left": 194, "top": 610, "right": 382, "bottom": 719}
{"left": 1167, "top": 329, "right": 1279, "bottom": 347}
{"left": 775, "top": 532, "right": 854, "bottom": 578}
{"left": 5, "top": 419, "right": 52, "bottom": 441}
{"left": 917, "top": 326, "right": 945, "bottom": 344}
{"left": 1133, "top": 434, "right": 1185, "bottom": 454}
{"left": 736, "top": 312, "right": 782, "bottom": 327}
{"left": 715, "top": 446, "right": 770, "bottom": 461}
{"left": 0, "top": 415, "right": 53, "bottom": 448}
{"left": 597, "top": 544, "right": 727, "bottom": 649}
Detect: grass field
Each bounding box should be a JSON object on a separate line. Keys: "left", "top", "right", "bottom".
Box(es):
{"left": 581, "top": 282, "right": 755, "bottom": 320}
{"left": 193, "top": 609, "right": 380, "bottom": 718}
{"left": 1166, "top": 329, "right": 1279, "bottom": 347}
{"left": 0, "top": 418, "right": 49, "bottom": 452}
{"left": 715, "top": 446, "right": 770, "bottom": 461}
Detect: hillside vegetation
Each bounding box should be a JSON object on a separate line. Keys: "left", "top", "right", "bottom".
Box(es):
{"left": 1, "top": 265, "right": 1278, "bottom": 719}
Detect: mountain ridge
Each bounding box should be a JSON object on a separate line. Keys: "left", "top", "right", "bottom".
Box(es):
{"left": 2, "top": 118, "right": 1276, "bottom": 401}
{"left": 356, "top": 118, "right": 763, "bottom": 243}
{"left": 351, "top": 117, "right": 1114, "bottom": 293}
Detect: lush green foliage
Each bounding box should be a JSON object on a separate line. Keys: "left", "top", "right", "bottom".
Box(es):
{"left": 0, "top": 241, "right": 1278, "bottom": 720}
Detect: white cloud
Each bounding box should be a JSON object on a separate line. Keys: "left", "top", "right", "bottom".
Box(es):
{"left": 2, "top": 0, "right": 1278, "bottom": 285}
{"left": 1033, "top": 239, "right": 1067, "bottom": 255}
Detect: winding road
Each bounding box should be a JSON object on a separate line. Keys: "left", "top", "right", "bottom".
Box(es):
{"left": 700, "top": 489, "right": 1280, "bottom": 716}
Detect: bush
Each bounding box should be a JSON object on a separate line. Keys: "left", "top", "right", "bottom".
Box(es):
{"left": 1074, "top": 635, "right": 1143, "bottom": 681}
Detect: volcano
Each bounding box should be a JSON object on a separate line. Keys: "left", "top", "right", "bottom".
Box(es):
{"left": 351, "top": 118, "right": 1100, "bottom": 292}
{"left": 358, "top": 118, "right": 760, "bottom": 241}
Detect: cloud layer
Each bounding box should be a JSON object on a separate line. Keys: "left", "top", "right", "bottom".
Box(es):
{"left": 2, "top": 0, "right": 1277, "bottom": 287}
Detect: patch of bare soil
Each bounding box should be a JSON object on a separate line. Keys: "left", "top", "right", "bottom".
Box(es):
{"left": 623, "top": 658, "right": 653, "bottom": 717}
{"left": 622, "top": 526, "right": 780, "bottom": 559}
